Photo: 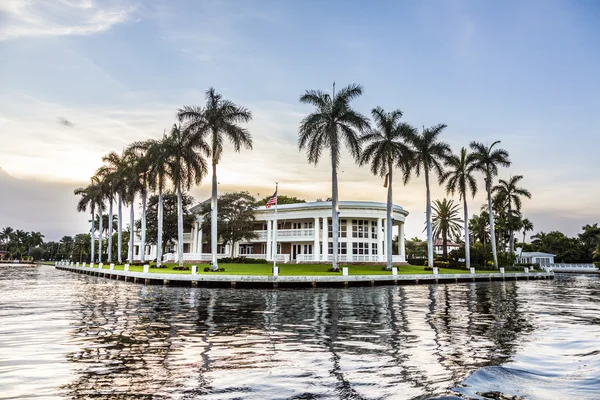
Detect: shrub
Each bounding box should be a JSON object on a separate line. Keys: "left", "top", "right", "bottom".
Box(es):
{"left": 424, "top": 266, "right": 433, "bottom": 271}
{"left": 218, "top": 257, "right": 269, "bottom": 264}
{"left": 407, "top": 258, "right": 427, "bottom": 266}
{"left": 594, "top": 262, "right": 600, "bottom": 269}
{"left": 203, "top": 267, "right": 226, "bottom": 272}
{"left": 172, "top": 266, "right": 190, "bottom": 271}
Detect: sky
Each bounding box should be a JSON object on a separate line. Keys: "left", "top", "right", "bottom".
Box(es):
{"left": 0, "top": 0, "right": 599, "bottom": 242}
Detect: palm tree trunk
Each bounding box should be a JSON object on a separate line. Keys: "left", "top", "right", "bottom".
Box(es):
{"left": 211, "top": 162, "right": 218, "bottom": 270}
{"left": 107, "top": 198, "right": 113, "bottom": 263}
{"left": 140, "top": 190, "right": 147, "bottom": 263}
{"left": 90, "top": 205, "right": 95, "bottom": 263}
{"left": 98, "top": 206, "right": 103, "bottom": 263}
{"left": 386, "top": 164, "right": 393, "bottom": 270}
{"left": 117, "top": 191, "right": 123, "bottom": 264}
{"left": 157, "top": 189, "right": 163, "bottom": 268}
{"left": 443, "top": 231, "right": 448, "bottom": 258}
{"left": 508, "top": 205, "right": 514, "bottom": 265}
{"left": 177, "top": 179, "right": 184, "bottom": 267}
{"left": 425, "top": 169, "right": 434, "bottom": 268}
{"left": 128, "top": 199, "right": 134, "bottom": 264}
{"left": 331, "top": 155, "right": 339, "bottom": 271}
{"left": 487, "top": 181, "right": 499, "bottom": 269}
{"left": 463, "top": 195, "right": 471, "bottom": 269}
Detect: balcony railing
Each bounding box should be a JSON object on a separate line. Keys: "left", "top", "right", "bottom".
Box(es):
{"left": 253, "top": 228, "right": 315, "bottom": 241}
{"left": 295, "top": 254, "right": 406, "bottom": 263}
{"left": 161, "top": 252, "right": 291, "bottom": 263}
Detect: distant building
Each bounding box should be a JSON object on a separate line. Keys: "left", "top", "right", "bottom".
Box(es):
{"left": 133, "top": 201, "right": 409, "bottom": 264}
{"left": 433, "top": 239, "right": 461, "bottom": 256}
{"left": 515, "top": 248, "right": 555, "bottom": 266}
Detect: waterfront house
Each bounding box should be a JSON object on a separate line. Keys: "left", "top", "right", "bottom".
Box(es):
{"left": 133, "top": 201, "right": 409, "bottom": 264}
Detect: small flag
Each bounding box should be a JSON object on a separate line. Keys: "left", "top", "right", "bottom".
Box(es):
{"left": 265, "top": 191, "right": 277, "bottom": 208}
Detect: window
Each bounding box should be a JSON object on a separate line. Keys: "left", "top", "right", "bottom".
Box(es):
{"left": 372, "top": 243, "right": 378, "bottom": 255}
{"left": 328, "top": 242, "right": 347, "bottom": 254}
{"left": 352, "top": 220, "right": 369, "bottom": 238}
{"left": 352, "top": 242, "right": 369, "bottom": 255}
{"left": 240, "top": 245, "right": 254, "bottom": 255}
{"left": 303, "top": 244, "right": 313, "bottom": 254}
{"left": 371, "top": 224, "right": 377, "bottom": 239}
{"left": 328, "top": 219, "right": 347, "bottom": 238}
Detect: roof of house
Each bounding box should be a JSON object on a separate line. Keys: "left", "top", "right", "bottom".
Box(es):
{"left": 520, "top": 251, "right": 555, "bottom": 257}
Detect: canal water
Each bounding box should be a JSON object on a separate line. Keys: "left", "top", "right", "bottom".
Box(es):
{"left": 0, "top": 265, "right": 598, "bottom": 399}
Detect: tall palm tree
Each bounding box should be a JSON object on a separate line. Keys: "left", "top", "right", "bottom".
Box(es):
{"left": 521, "top": 218, "right": 533, "bottom": 247}
{"left": 469, "top": 212, "right": 490, "bottom": 248}
{"left": 470, "top": 141, "right": 511, "bottom": 269}
{"left": 74, "top": 177, "right": 104, "bottom": 263}
{"left": 145, "top": 134, "right": 171, "bottom": 267}
{"left": 178, "top": 88, "right": 252, "bottom": 269}
{"left": 119, "top": 148, "right": 144, "bottom": 265}
{"left": 1, "top": 227, "right": 13, "bottom": 251}
{"left": 431, "top": 199, "right": 463, "bottom": 258}
{"left": 407, "top": 124, "right": 451, "bottom": 268}
{"left": 442, "top": 147, "right": 478, "bottom": 268}
{"left": 165, "top": 124, "right": 209, "bottom": 267}
{"left": 360, "top": 107, "right": 415, "bottom": 270}
{"left": 128, "top": 141, "right": 153, "bottom": 264}
{"left": 98, "top": 151, "right": 129, "bottom": 263}
{"left": 297, "top": 83, "right": 369, "bottom": 271}
{"left": 492, "top": 175, "right": 531, "bottom": 258}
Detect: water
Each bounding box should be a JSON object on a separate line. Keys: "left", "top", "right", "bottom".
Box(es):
{"left": 0, "top": 265, "right": 598, "bottom": 399}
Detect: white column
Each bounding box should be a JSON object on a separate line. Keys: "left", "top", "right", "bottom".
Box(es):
{"left": 399, "top": 222, "right": 405, "bottom": 261}
{"left": 197, "top": 225, "right": 203, "bottom": 253}
{"left": 322, "top": 217, "right": 328, "bottom": 261}
{"left": 377, "top": 218, "right": 383, "bottom": 261}
{"left": 266, "top": 220, "right": 272, "bottom": 261}
{"left": 234, "top": 242, "right": 240, "bottom": 257}
{"left": 192, "top": 222, "right": 198, "bottom": 254}
{"left": 313, "top": 217, "right": 320, "bottom": 262}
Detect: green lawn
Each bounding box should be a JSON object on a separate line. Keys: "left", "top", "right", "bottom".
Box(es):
{"left": 88, "top": 263, "right": 498, "bottom": 276}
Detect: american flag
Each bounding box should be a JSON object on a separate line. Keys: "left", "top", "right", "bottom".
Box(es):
{"left": 265, "top": 191, "right": 277, "bottom": 208}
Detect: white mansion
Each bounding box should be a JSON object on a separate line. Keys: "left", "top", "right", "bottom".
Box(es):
{"left": 133, "top": 201, "right": 409, "bottom": 264}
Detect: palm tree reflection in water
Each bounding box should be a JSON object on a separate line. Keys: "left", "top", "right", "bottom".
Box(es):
{"left": 61, "top": 281, "right": 533, "bottom": 399}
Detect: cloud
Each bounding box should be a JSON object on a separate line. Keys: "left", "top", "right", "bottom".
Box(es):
{"left": 0, "top": 0, "right": 136, "bottom": 41}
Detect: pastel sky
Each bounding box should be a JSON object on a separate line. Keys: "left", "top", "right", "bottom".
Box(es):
{"left": 1, "top": 0, "right": 599, "bottom": 241}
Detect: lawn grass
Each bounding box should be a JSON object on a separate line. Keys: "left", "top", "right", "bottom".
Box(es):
{"left": 92, "top": 263, "right": 498, "bottom": 276}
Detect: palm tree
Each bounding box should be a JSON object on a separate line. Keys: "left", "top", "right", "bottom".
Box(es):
{"left": 127, "top": 141, "right": 153, "bottom": 264}
{"left": 521, "top": 218, "right": 533, "bottom": 247}
{"left": 98, "top": 151, "right": 129, "bottom": 263}
{"left": 360, "top": 107, "right": 415, "bottom": 270}
{"left": 492, "top": 175, "right": 531, "bottom": 258}
{"left": 407, "top": 124, "right": 451, "bottom": 268}
{"left": 470, "top": 212, "right": 490, "bottom": 248}
{"left": 144, "top": 134, "right": 171, "bottom": 267}
{"left": 442, "top": 147, "right": 478, "bottom": 268}
{"left": 178, "top": 88, "right": 252, "bottom": 270}
{"left": 1, "top": 227, "right": 13, "bottom": 251}
{"left": 165, "top": 124, "right": 209, "bottom": 267}
{"left": 74, "top": 177, "right": 104, "bottom": 263}
{"left": 470, "top": 141, "right": 511, "bottom": 269}
{"left": 297, "top": 83, "right": 369, "bottom": 271}
{"left": 431, "top": 199, "right": 463, "bottom": 258}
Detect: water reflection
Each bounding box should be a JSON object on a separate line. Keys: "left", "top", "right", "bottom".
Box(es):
{"left": 0, "top": 266, "right": 598, "bottom": 399}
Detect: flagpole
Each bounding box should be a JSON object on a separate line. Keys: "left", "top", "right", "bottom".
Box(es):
{"left": 272, "top": 182, "right": 278, "bottom": 268}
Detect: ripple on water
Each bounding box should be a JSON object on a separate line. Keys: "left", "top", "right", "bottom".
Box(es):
{"left": 0, "top": 266, "right": 599, "bottom": 399}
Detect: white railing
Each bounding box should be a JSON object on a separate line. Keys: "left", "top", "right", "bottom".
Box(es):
{"left": 253, "top": 229, "right": 315, "bottom": 241}
{"left": 295, "top": 254, "right": 406, "bottom": 263}
{"left": 161, "top": 252, "right": 291, "bottom": 264}
{"left": 183, "top": 233, "right": 193, "bottom": 241}
{"left": 548, "top": 263, "right": 598, "bottom": 272}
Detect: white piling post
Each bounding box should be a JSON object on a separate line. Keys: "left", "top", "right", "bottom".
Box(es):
{"left": 110, "top": 263, "right": 115, "bottom": 270}
{"left": 192, "top": 265, "right": 197, "bottom": 275}
{"left": 524, "top": 267, "right": 529, "bottom": 273}
{"left": 342, "top": 267, "right": 348, "bottom": 276}
{"left": 273, "top": 266, "right": 279, "bottom": 277}
{"left": 82, "top": 262, "right": 86, "bottom": 268}
{"left": 98, "top": 263, "right": 103, "bottom": 269}
{"left": 392, "top": 267, "right": 398, "bottom": 276}
{"left": 143, "top": 264, "right": 149, "bottom": 273}
{"left": 470, "top": 267, "right": 475, "bottom": 274}
{"left": 500, "top": 267, "right": 505, "bottom": 274}
{"left": 433, "top": 267, "right": 439, "bottom": 275}
{"left": 90, "top": 263, "right": 94, "bottom": 268}
{"left": 124, "top": 264, "right": 129, "bottom": 272}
